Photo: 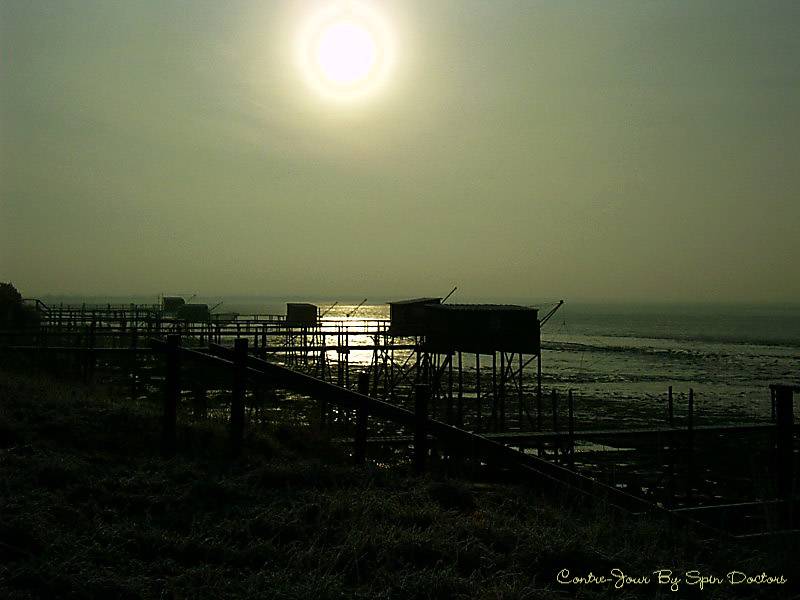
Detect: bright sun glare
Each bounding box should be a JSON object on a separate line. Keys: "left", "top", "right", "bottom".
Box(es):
{"left": 298, "top": 2, "right": 394, "bottom": 102}
{"left": 315, "top": 21, "right": 377, "bottom": 86}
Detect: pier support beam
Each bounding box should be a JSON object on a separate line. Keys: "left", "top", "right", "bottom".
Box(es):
{"left": 162, "top": 334, "right": 180, "bottom": 457}
{"left": 414, "top": 383, "right": 430, "bottom": 474}
{"left": 771, "top": 384, "right": 798, "bottom": 499}
{"left": 668, "top": 385, "right": 674, "bottom": 427}
{"left": 230, "top": 338, "right": 247, "bottom": 457}
{"left": 687, "top": 388, "right": 694, "bottom": 502}
{"left": 475, "top": 354, "right": 482, "bottom": 431}
{"left": 355, "top": 373, "right": 369, "bottom": 465}
{"left": 536, "top": 353, "right": 542, "bottom": 431}
{"left": 568, "top": 389, "right": 575, "bottom": 469}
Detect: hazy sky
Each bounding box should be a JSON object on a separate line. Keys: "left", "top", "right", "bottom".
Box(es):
{"left": 2, "top": 1, "right": 798, "bottom": 302}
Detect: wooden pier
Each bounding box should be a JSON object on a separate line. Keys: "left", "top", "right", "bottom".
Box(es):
{"left": 4, "top": 299, "right": 798, "bottom": 539}
{"left": 15, "top": 299, "right": 556, "bottom": 434}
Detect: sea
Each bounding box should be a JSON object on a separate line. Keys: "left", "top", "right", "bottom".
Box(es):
{"left": 40, "top": 295, "right": 800, "bottom": 423}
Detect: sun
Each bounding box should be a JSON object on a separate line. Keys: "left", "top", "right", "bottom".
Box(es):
{"left": 298, "top": 2, "right": 394, "bottom": 102}
{"left": 315, "top": 20, "right": 377, "bottom": 87}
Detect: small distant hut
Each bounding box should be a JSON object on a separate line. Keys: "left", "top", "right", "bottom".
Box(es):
{"left": 388, "top": 298, "right": 442, "bottom": 336}
{"left": 424, "top": 304, "right": 540, "bottom": 354}
{"left": 162, "top": 296, "right": 185, "bottom": 314}
{"left": 176, "top": 303, "right": 211, "bottom": 322}
{"left": 286, "top": 303, "right": 318, "bottom": 327}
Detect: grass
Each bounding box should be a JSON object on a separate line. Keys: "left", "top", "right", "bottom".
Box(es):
{"left": 0, "top": 365, "right": 797, "bottom": 599}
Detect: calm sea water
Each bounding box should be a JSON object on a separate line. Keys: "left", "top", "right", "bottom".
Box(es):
{"left": 42, "top": 296, "right": 800, "bottom": 421}
{"left": 540, "top": 303, "right": 800, "bottom": 421}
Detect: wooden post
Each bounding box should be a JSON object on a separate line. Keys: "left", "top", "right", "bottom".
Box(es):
{"left": 129, "top": 330, "right": 139, "bottom": 400}
{"left": 414, "top": 383, "right": 429, "bottom": 474}
{"left": 772, "top": 384, "right": 798, "bottom": 499}
{"left": 382, "top": 332, "right": 389, "bottom": 399}
{"left": 230, "top": 337, "right": 247, "bottom": 457}
{"left": 345, "top": 330, "right": 350, "bottom": 388}
{"left": 389, "top": 338, "right": 395, "bottom": 401}
{"left": 518, "top": 353, "right": 523, "bottom": 429}
{"left": 163, "top": 334, "right": 180, "bottom": 457}
{"left": 88, "top": 321, "right": 96, "bottom": 381}
{"left": 771, "top": 387, "right": 777, "bottom": 422}
{"left": 499, "top": 352, "right": 506, "bottom": 431}
{"left": 668, "top": 385, "right": 674, "bottom": 427}
{"left": 414, "top": 338, "right": 421, "bottom": 384}
{"left": 355, "top": 373, "right": 369, "bottom": 465}
{"left": 475, "top": 354, "right": 482, "bottom": 431}
{"left": 568, "top": 389, "right": 575, "bottom": 468}
{"left": 447, "top": 353, "right": 454, "bottom": 425}
{"left": 666, "top": 438, "right": 676, "bottom": 509}
{"left": 687, "top": 388, "right": 694, "bottom": 501}
{"left": 667, "top": 386, "right": 676, "bottom": 508}
{"left": 457, "top": 351, "right": 463, "bottom": 427}
{"left": 430, "top": 354, "right": 438, "bottom": 420}
{"left": 491, "top": 352, "right": 498, "bottom": 431}
{"left": 552, "top": 389, "right": 559, "bottom": 459}
{"left": 551, "top": 389, "right": 559, "bottom": 432}
{"left": 536, "top": 353, "right": 542, "bottom": 431}
{"left": 81, "top": 325, "right": 91, "bottom": 382}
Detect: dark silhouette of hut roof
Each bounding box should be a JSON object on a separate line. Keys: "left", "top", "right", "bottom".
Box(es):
{"left": 432, "top": 304, "right": 532, "bottom": 312}
{"left": 387, "top": 297, "right": 442, "bottom": 305}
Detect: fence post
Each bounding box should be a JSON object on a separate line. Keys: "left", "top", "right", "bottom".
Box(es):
{"left": 536, "top": 353, "right": 542, "bottom": 431}
{"left": 355, "top": 372, "right": 369, "bottom": 465}
{"left": 82, "top": 325, "right": 91, "bottom": 382}
{"left": 129, "top": 331, "right": 139, "bottom": 401}
{"left": 568, "top": 389, "right": 575, "bottom": 469}
{"left": 772, "top": 384, "right": 798, "bottom": 499}
{"left": 231, "top": 337, "right": 248, "bottom": 457}
{"left": 687, "top": 388, "right": 694, "bottom": 501}
{"left": 88, "top": 321, "right": 96, "bottom": 381}
{"left": 447, "top": 353, "right": 454, "bottom": 425}
{"left": 163, "top": 334, "right": 180, "bottom": 457}
{"left": 667, "top": 387, "right": 676, "bottom": 507}
{"left": 771, "top": 387, "right": 777, "bottom": 422}
{"left": 668, "top": 385, "right": 674, "bottom": 427}
{"left": 414, "top": 383, "right": 429, "bottom": 474}
{"left": 551, "top": 389, "right": 559, "bottom": 459}
{"left": 475, "top": 354, "right": 482, "bottom": 431}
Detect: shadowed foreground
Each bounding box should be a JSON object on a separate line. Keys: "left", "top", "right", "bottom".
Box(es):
{"left": 0, "top": 368, "right": 794, "bottom": 599}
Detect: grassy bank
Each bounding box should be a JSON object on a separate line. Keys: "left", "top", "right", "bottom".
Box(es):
{"left": 0, "top": 366, "right": 795, "bottom": 599}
